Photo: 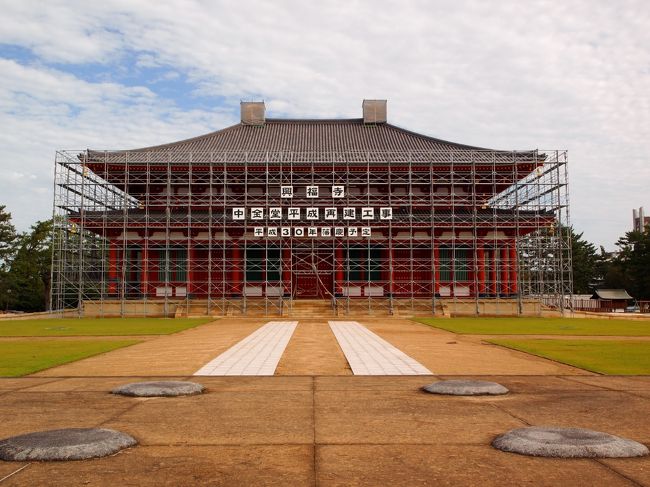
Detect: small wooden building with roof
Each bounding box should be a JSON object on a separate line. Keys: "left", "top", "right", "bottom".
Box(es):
{"left": 591, "top": 289, "right": 633, "bottom": 312}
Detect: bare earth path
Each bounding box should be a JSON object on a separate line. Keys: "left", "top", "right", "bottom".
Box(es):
{"left": 275, "top": 320, "right": 351, "bottom": 375}
{"left": 33, "top": 318, "right": 590, "bottom": 377}
{"left": 361, "top": 318, "right": 592, "bottom": 375}
{"left": 33, "top": 318, "right": 267, "bottom": 377}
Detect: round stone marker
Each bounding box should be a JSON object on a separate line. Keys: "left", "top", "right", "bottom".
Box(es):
{"left": 0, "top": 428, "right": 137, "bottom": 461}
{"left": 422, "top": 380, "right": 509, "bottom": 396}
{"left": 112, "top": 381, "right": 204, "bottom": 397}
{"left": 492, "top": 426, "right": 650, "bottom": 458}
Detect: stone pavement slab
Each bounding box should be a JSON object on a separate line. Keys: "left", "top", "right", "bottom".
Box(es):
{"left": 0, "top": 463, "right": 27, "bottom": 482}
{"left": 494, "top": 390, "right": 650, "bottom": 443}
{"left": 0, "top": 445, "right": 314, "bottom": 486}
{"left": 0, "top": 377, "right": 62, "bottom": 393}
{"left": 0, "top": 391, "right": 138, "bottom": 439}
{"left": 192, "top": 375, "right": 313, "bottom": 392}
{"left": 316, "top": 375, "right": 436, "bottom": 391}
{"left": 0, "top": 375, "right": 648, "bottom": 485}
{"left": 329, "top": 321, "right": 431, "bottom": 375}
{"left": 562, "top": 375, "right": 650, "bottom": 391}
{"left": 106, "top": 389, "right": 313, "bottom": 445}
{"left": 315, "top": 388, "right": 524, "bottom": 445}
{"left": 195, "top": 321, "right": 297, "bottom": 376}
{"left": 316, "top": 445, "right": 637, "bottom": 486}
{"left": 602, "top": 457, "right": 650, "bottom": 486}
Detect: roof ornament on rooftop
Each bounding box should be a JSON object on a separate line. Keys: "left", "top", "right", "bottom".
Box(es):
{"left": 362, "top": 99, "right": 387, "bottom": 124}
{"left": 241, "top": 101, "right": 265, "bottom": 126}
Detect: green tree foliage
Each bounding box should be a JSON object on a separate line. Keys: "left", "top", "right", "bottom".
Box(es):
{"left": 0, "top": 206, "right": 18, "bottom": 310}
{"left": 0, "top": 205, "right": 17, "bottom": 270}
{"left": 570, "top": 227, "right": 601, "bottom": 294}
{"left": 4, "top": 220, "right": 53, "bottom": 312}
{"left": 568, "top": 225, "right": 650, "bottom": 299}
{"left": 606, "top": 227, "right": 650, "bottom": 300}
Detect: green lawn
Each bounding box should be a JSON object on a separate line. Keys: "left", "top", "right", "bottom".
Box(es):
{"left": 415, "top": 317, "right": 650, "bottom": 336}
{"left": 0, "top": 318, "right": 215, "bottom": 337}
{"left": 0, "top": 340, "right": 141, "bottom": 377}
{"left": 489, "top": 339, "right": 650, "bottom": 375}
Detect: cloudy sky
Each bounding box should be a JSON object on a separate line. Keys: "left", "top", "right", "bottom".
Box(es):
{"left": 0, "top": 0, "right": 648, "bottom": 249}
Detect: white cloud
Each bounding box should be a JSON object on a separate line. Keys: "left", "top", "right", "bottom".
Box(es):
{"left": 0, "top": 0, "right": 648, "bottom": 248}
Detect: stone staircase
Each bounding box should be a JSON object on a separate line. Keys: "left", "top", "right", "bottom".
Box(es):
{"left": 173, "top": 298, "right": 446, "bottom": 318}
{"left": 285, "top": 299, "right": 337, "bottom": 318}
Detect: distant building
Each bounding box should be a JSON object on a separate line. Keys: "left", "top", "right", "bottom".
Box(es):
{"left": 591, "top": 289, "right": 633, "bottom": 312}
{"left": 633, "top": 207, "right": 650, "bottom": 232}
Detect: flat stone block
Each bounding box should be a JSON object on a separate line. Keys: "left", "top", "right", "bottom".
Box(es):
{"left": 112, "top": 381, "right": 204, "bottom": 397}
{"left": 5, "top": 445, "right": 314, "bottom": 485}
{"left": 492, "top": 426, "right": 649, "bottom": 458}
{"left": 105, "top": 390, "right": 313, "bottom": 445}
{"left": 422, "top": 380, "right": 509, "bottom": 396}
{"left": 316, "top": 389, "right": 522, "bottom": 445}
{"left": 317, "top": 444, "right": 632, "bottom": 486}
{"left": 493, "top": 391, "right": 650, "bottom": 442}
{"left": 0, "top": 428, "right": 137, "bottom": 461}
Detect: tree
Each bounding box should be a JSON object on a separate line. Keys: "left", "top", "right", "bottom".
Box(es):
{"left": 0, "top": 205, "right": 17, "bottom": 270}
{"left": 0, "top": 206, "right": 18, "bottom": 310}
{"left": 609, "top": 227, "right": 650, "bottom": 300}
{"left": 5, "top": 220, "right": 53, "bottom": 312}
{"left": 570, "top": 227, "right": 600, "bottom": 294}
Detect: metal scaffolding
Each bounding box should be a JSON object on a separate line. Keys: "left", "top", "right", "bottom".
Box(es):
{"left": 50, "top": 148, "right": 571, "bottom": 317}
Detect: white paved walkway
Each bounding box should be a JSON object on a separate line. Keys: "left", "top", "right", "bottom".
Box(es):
{"left": 329, "top": 321, "right": 432, "bottom": 375}
{"left": 194, "top": 321, "right": 298, "bottom": 376}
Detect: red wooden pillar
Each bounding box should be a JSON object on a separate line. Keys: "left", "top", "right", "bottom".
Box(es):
{"left": 477, "top": 245, "right": 486, "bottom": 296}
{"left": 509, "top": 244, "right": 518, "bottom": 295}
{"left": 500, "top": 247, "right": 510, "bottom": 295}
{"left": 141, "top": 245, "right": 148, "bottom": 296}
{"left": 232, "top": 241, "right": 242, "bottom": 295}
{"left": 433, "top": 246, "right": 440, "bottom": 295}
{"left": 335, "top": 245, "right": 344, "bottom": 294}
{"left": 108, "top": 241, "right": 118, "bottom": 295}
{"left": 489, "top": 249, "right": 497, "bottom": 296}
{"left": 282, "top": 246, "right": 291, "bottom": 294}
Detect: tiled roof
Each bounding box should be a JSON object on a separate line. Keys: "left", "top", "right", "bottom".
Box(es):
{"left": 86, "top": 119, "right": 536, "bottom": 163}
{"left": 592, "top": 289, "right": 633, "bottom": 300}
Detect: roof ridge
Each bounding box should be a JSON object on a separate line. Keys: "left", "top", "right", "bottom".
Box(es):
{"left": 86, "top": 118, "right": 535, "bottom": 154}
{"left": 265, "top": 118, "right": 364, "bottom": 123}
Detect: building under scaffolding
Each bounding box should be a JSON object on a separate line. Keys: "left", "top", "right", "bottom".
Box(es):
{"left": 50, "top": 100, "right": 572, "bottom": 317}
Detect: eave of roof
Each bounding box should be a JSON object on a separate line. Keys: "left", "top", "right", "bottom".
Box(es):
{"left": 592, "top": 289, "right": 633, "bottom": 300}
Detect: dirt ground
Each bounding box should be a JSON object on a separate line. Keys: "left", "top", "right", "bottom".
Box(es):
{"left": 33, "top": 318, "right": 590, "bottom": 377}
{"left": 1, "top": 318, "right": 648, "bottom": 485}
